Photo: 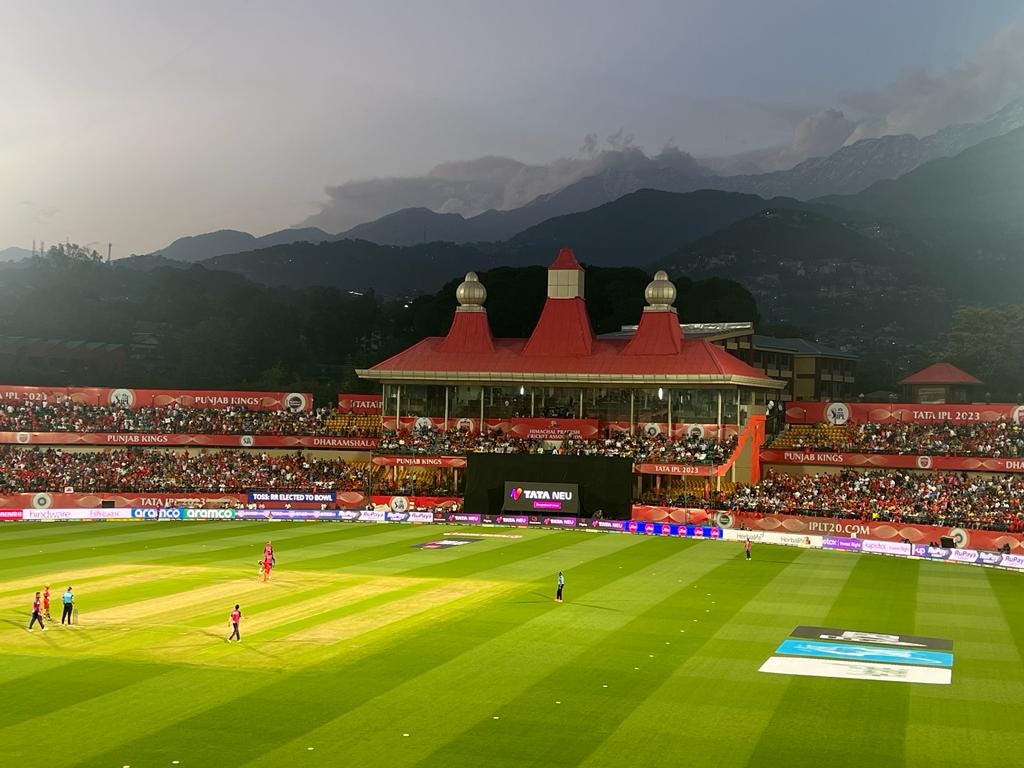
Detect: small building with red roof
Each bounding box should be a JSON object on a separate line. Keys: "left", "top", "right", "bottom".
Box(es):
{"left": 359, "top": 249, "right": 782, "bottom": 441}
{"left": 899, "top": 362, "right": 983, "bottom": 404}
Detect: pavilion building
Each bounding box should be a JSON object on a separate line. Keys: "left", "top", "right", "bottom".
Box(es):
{"left": 358, "top": 249, "right": 783, "bottom": 486}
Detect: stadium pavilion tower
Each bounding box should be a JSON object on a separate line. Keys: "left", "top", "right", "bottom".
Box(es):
{"left": 358, "top": 249, "right": 783, "bottom": 483}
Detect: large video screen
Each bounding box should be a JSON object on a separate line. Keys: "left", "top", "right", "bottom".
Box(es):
{"left": 503, "top": 481, "right": 579, "bottom": 515}
{"left": 465, "top": 453, "right": 633, "bottom": 518}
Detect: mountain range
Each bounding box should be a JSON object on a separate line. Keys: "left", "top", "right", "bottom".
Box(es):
{"left": 25, "top": 98, "right": 1009, "bottom": 265}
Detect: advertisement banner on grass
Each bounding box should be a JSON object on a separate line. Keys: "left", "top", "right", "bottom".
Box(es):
{"left": 723, "top": 511, "right": 1024, "bottom": 553}
{"left": 128, "top": 508, "right": 238, "bottom": 520}
{"left": 861, "top": 540, "right": 912, "bottom": 556}
{"left": 22, "top": 508, "right": 131, "bottom": 521}
{"left": 721, "top": 529, "right": 822, "bottom": 548}
{"left": 432, "top": 511, "right": 482, "bottom": 524}
{"left": 823, "top": 536, "right": 864, "bottom": 552}
{"left": 0, "top": 509, "right": 23, "bottom": 521}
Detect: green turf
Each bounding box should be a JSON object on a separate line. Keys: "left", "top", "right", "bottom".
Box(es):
{"left": 0, "top": 521, "right": 1017, "bottom": 768}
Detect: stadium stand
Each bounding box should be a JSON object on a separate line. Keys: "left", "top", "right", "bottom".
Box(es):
{"left": 0, "top": 446, "right": 373, "bottom": 493}
{"left": 0, "top": 402, "right": 381, "bottom": 437}
{"left": 770, "top": 421, "right": 1024, "bottom": 457}
{"left": 377, "top": 427, "right": 737, "bottom": 463}
{"left": 728, "top": 468, "right": 1024, "bottom": 531}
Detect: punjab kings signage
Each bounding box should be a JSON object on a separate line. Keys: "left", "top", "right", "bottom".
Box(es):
{"left": 0, "top": 385, "right": 313, "bottom": 412}
{"left": 0, "top": 432, "right": 378, "bottom": 450}
{"left": 759, "top": 449, "right": 1024, "bottom": 474}
{"left": 371, "top": 456, "right": 467, "bottom": 468}
{"left": 786, "top": 401, "right": 1024, "bottom": 426}
{"left": 336, "top": 394, "right": 383, "bottom": 414}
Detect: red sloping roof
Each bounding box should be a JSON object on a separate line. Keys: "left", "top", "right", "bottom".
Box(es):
{"left": 623, "top": 310, "right": 683, "bottom": 356}
{"left": 900, "top": 362, "right": 983, "bottom": 386}
{"left": 367, "top": 334, "right": 770, "bottom": 380}
{"left": 522, "top": 297, "right": 594, "bottom": 356}
{"left": 548, "top": 247, "right": 583, "bottom": 270}
{"left": 436, "top": 311, "right": 494, "bottom": 354}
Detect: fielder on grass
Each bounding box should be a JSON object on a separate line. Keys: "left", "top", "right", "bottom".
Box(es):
{"left": 227, "top": 604, "right": 242, "bottom": 642}
{"left": 28, "top": 592, "right": 46, "bottom": 631}
{"left": 43, "top": 585, "right": 51, "bottom": 620}
{"left": 556, "top": 571, "right": 565, "bottom": 602}
{"left": 745, "top": 538, "right": 752, "bottom": 561}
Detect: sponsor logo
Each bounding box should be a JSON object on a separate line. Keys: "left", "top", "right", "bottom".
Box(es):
{"left": 715, "top": 511, "right": 734, "bottom": 529}
{"left": 385, "top": 510, "right": 410, "bottom": 522}
{"left": 643, "top": 422, "right": 661, "bottom": 437}
{"left": 454, "top": 418, "right": 474, "bottom": 432}
{"left": 240, "top": 435, "right": 255, "bottom": 447}
{"left": 948, "top": 527, "right": 969, "bottom": 548}
{"left": 687, "top": 424, "right": 706, "bottom": 439}
{"left": 759, "top": 656, "right": 951, "bottom": 685}
{"left": 389, "top": 496, "right": 409, "bottom": 513}
{"left": 15, "top": 431, "right": 31, "bottom": 444}
{"left": 1014, "top": 405, "right": 1024, "bottom": 425}
{"left": 108, "top": 388, "right": 136, "bottom": 408}
{"left": 789, "top": 626, "right": 953, "bottom": 651}
{"left": 284, "top": 392, "right": 308, "bottom": 413}
{"left": 509, "top": 487, "right": 523, "bottom": 501}
{"left": 32, "top": 492, "right": 53, "bottom": 509}
{"left": 413, "top": 416, "right": 434, "bottom": 431}
{"left": 824, "top": 402, "right": 850, "bottom": 425}
{"left": 414, "top": 538, "right": 478, "bottom": 549}
{"left": 916, "top": 455, "right": 933, "bottom": 470}
{"left": 776, "top": 639, "right": 952, "bottom": 667}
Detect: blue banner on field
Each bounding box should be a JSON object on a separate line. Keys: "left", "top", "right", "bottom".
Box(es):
{"left": 776, "top": 639, "right": 953, "bottom": 667}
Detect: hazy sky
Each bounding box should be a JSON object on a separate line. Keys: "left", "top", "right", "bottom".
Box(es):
{"left": 3, "top": 0, "right": 1023, "bottom": 254}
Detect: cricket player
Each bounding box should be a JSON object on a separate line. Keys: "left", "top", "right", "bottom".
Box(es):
{"left": 43, "top": 585, "right": 51, "bottom": 620}
{"left": 556, "top": 571, "right": 565, "bottom": 602}
{"left": 745, "top": 538, "right": 752, "bottom": 561}
{"left": 227, "top": 604, "right": 242, "bottom": 642}
{"left": 262, "top": 555, "right": 273, "bottom": 583}
{"left": 28, "top": 592, "right": 46, "bottom": 631}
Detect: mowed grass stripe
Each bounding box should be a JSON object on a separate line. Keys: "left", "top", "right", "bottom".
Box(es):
{"left": 146, "top": 576, "right": 441, "bottom": 667}
{"left": 901, "top": 565, "right": 1024, "bottom": 765}
{"left": 0, "top": 563, "right": 144, "bottom": 602}
{"left": 577, "top": 546, "right": 858, "bottom": 768}
{"left": 0, "top": 520, "right": 278, "bottom": 573}
{"left": 84, "top": 534, "right": 696, "bottom": 768}
{"left": 239, "top": 539, "right": 728, "bottom": 768}
{"left": 144, "top": 521, "right": 435, "bottom": 568}
{"left": 406, "top": 543, "right": 787, "bottom": 768}
{"left": 0, "top": 657, "right": 168, "bottom": 730}
{"left": 0, "top": 664, "right": 276, "bottom": 767}
{"left": 744, "top": 553, "right": 921, "bottom": 768}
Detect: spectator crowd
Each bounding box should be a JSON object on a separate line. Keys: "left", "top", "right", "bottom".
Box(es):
{"left": 728, "top": 469, "right": 1024, "bottom": 532}
{"left": 0, "top": 446, "right": 370, "bottom": 494}
{"left": 0, "top": 402, "right": 379, "bottom": 437}
{"left": 776, "top": 420, "right": 1024, "bottom": 458}
{"left": 378, "top": 427, "right": 737, "bottom": 464}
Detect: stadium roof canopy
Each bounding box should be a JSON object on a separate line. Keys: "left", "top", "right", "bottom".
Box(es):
{"left": 360, "top": 250, "right": 783, "bottom": 389}
{"left": 899, "top": 362, "right": 983, "bottom": 386}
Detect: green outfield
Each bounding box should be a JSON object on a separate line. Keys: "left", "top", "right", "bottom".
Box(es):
{"left": 0, "top": 522, "right": 1020, "bottom": 768}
